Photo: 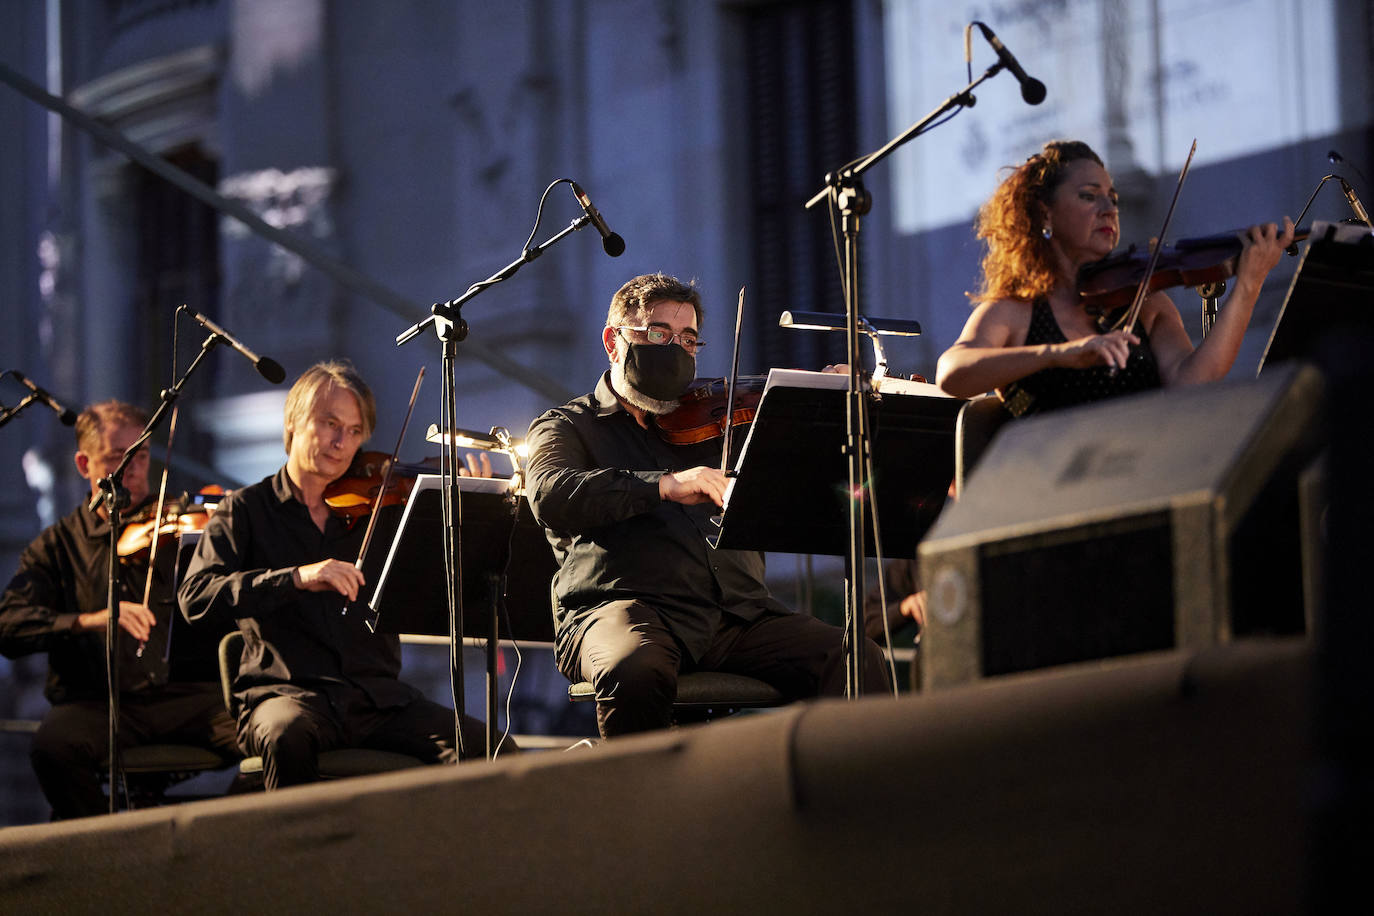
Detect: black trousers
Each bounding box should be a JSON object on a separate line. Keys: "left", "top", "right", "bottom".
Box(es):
{"left": 238, "top": 687, "right": 511, "bottom": 790}
{"left": 558, "top": 600, "right": 891, "bottom": 738}
{"left": 29, "top": 682, "right": 238, "bottom": 819}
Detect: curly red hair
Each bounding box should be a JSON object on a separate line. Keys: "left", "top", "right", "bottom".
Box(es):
{"left": 969, "top": 140, "right": 1103, "bottom": 305}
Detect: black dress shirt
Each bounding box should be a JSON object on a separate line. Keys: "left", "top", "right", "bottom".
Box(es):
{"left": 524, "top": 372, "right": 790, "bottom": 661}
{"left": 0, "top": 502, "right": 183, "bottom": 702}
{"left": 177, "top": 467, "right": 419, "bottom": 714}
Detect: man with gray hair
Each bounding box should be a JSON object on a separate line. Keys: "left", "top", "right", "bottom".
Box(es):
{"left": 179, "top": 360, "right": 505, "bottom": 790}
{"left": 526, "top": 274, "right": 889, "bottom": 738}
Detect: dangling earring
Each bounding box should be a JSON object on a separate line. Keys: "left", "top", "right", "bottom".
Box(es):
{"left": 1041, "top": 224, "right": 1053, "bottom": 240}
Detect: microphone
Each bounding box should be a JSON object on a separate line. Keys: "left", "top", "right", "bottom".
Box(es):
{"left": 975, "top": 22, "right": 1046, "bottom": 105}
{"left": 1329, "top": 149, "right": 1371, "bottom": 188}
{"left": 11, "top": 371, "right": 77, "bottom": 425}
{"left": 570, "top": 181, "right": 626, "bottom": 257}
{"left": 188, "top": 311, "right": 287, "bottom": 383}
{"left": 1337, "top": 177, "right": 1373, "bottom": 228}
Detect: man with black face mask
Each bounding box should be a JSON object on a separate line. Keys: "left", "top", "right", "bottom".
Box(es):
{"left": 525, "top": 273, "right": 890, "bottom": 738}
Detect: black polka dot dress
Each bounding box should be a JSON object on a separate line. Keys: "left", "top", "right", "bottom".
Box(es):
{"left": 999, "top": 299, "right": 1162, "bottom": 417}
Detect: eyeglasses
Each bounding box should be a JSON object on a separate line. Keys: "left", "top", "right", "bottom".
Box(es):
{"left": 615, "top": 326, "right": 706, "bottom": 353}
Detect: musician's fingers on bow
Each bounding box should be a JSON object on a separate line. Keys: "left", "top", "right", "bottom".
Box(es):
{"left": 1058, "top": 332, "right": 1137, "bottom": 370}
{"left": 294, "top": 558, "right": 365, "bottom": 600}
{"left": 1107, "top": 331, "right": 1139, "bottom": 369}
{"left": 116, "top": 601, "right": 156, "bottom": 641}
{"left": 899, "top": 591, "right": 927, "bottom": 629}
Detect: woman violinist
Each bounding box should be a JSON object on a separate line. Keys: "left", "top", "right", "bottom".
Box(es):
{"left": 935, "top": 140, "right": 1295, "bottom": 415}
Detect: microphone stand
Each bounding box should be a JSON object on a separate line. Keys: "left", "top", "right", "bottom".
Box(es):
{"left": 803, "top": 64, "right": 1000, "bottom": 698}
{"left": 0, "top": 394, "right": 43, "bottom": 429}
{"left": 0, "top": 370, "right": 62, "bottom": 428}
{"left": 396, "top": 213, "right": 592, "bottom": 760}
{"left": 90, "top": 330, "right": 222, "bottom": 811}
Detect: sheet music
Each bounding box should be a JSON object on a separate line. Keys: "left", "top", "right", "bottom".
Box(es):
{"left": 761, "top": 367, "right": 954, "bottom": 399}
{"left": 1310, "top": 219, "right": 1374, "bottom": 244}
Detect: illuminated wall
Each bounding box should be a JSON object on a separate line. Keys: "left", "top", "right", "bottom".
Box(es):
{"left": 883, "top": 0, "right": 1351, "bottom": 234}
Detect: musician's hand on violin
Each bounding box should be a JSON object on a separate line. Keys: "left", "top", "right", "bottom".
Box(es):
{"left": 75, "top": 601, "right": 156, "bottom": 642}
{"left": 293, "top": 558, "right": 365, "bottom": 601}
{"left": 1055, "top": 331, "right": 1140, "bottom": 371}
{"left": 1233, "top": 217, "right": 1295, "bottom": 291}
{"left": 458, "top": 452, "right": 494, "bottom": 479}
{"left": 660, "top": 466, "right": 729, "bottom": 507}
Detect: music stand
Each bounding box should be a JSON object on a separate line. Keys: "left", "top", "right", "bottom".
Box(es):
{"left": 1260, "top": 220, "right": 1374, "bottom": 372}
{"left": 712, "top": 369, "right": 962, "bottom": 557}
{"left": 364, "top": 475, "right": 559, "bottom": 756}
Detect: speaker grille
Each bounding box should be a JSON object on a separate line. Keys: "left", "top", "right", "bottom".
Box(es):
{"left": 979, "top": 511, "right": 1176, "bottom": 676}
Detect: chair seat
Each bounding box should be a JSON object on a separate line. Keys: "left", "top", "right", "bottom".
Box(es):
{"left": 671, "top": 671, "right": 785, "bottom": 708}
{"left": 114, "top": 744, "right": 232, "bottom": 774}
{"left": 237, "top": 748, "right": 426, "bottom": 779}
{"left": 569, "top": 670, "right": 786, "bottom": 714}
{"left": 103, "top": 744, "right": 236, "bottom": 809}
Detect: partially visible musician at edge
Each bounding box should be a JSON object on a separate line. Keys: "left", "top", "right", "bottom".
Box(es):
{"left": 0, "top": 400, "right": 237, "bottom": 819}
{"left": 524, "top": 273, "right": 890, "bottom": 740}
{"left": 935, "top": 139, "right": 1295, "bottom": 414}
{"left": 177, "top": 360, "right": 511, "bottom": 791}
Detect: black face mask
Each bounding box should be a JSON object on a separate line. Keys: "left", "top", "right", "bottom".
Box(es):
{"left": 622, "top": 342, "right": 696, "bottom": 401}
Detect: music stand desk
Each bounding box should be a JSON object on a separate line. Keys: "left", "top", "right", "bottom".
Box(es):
{"left": 365, "top": 475, "right": 558, "bottom": 751}
{"left": 712, "top": 369, "right": 962, "bottom": 558}
{"left": 366, "top": 475, "right": 555, "bottom": 642}
{"left": 1260, "top": 220, "right": 1374, "bottom": 372}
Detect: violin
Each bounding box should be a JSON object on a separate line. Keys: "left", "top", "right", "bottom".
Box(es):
{"left": 116, "top": 487, "right": 222, "bottom": 562}
{"left": 653, "top": 376, "right": 768, "bottom": 445}
{"left": 652, "top": 368, "right": 930, "bottom": 446}
{"left": 322, "top": 450, "right": 438, "bottom": 528}
{"left": 1078, "top": 225, "right": 1310, "bottom": 315}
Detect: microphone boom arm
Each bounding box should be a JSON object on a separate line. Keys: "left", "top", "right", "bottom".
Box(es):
{"left": 396, "top": 215, "right": 592, "bottom": 346}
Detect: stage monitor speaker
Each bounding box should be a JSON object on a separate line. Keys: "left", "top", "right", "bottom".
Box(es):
{"left": 918, "top": 363, "right": 1324, "bottom": 690}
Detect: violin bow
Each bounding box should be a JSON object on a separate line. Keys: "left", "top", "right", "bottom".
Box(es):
{"left": 1109, "top": 138, "right": 1198, "bottom": 337}
{"left": 345, "top": 366, "right": 425, "bottom": 616}
{"left": 720, "top": 286, "right": 746, "bottom": 476}
{"left": 136, "top": 404, "right": 178, "bottom": 659}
